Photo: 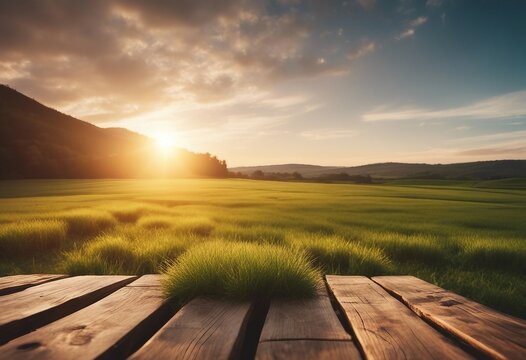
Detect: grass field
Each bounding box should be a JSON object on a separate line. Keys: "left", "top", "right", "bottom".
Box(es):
{"left": 0, "top": 179, "right": 525, "bottom": 318}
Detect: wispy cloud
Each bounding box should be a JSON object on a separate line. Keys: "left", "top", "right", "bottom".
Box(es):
{"left": 426, "top": 0, "right": 445, "bottom": 8}
{"left": 300, "top": 129, "right": 357, "bottom": 140}
{"left": 410, "top": 16, "right": 428, "bottom": 27}
{"left": 448, "top": 130, "right": 526, "bottom": 144}
{"left": 456, "top": 145, "right": 526, "bottom": 157}
{"left": 396, "top": 16, "right": 427, "bottom": 40}
{"left": 396, "top": 28, "right": 415, "bottom": 40}
{"left": 362, "top": 91, "right": 526, "bottom": 122}
{"left": 348, "top": 41, "right": 377, "bottom": 61}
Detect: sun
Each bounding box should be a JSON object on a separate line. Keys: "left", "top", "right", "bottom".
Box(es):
{"left": 154, "top": 133, "right": 177, "bottom": 154}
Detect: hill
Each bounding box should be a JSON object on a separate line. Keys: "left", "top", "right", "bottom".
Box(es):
{"left": 230, "top": 160, "right": 526, "bottom": 180}
{"left": 0, "top": 85, "right": 227, "bottom": 178}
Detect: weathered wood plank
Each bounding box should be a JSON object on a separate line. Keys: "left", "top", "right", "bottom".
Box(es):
{"left": 0, "top": 274, "right": 67, "bottom": 296}
{"left": 257, "top": 340, "right": 361, "bottom": 360}
{"left": 0, "top": 275, "right": 170, "bottom": 360}
{"left": 130, "top": 298, "right": 253, "bottom": 360}
{"left": 258, "top": 287, "right": 353, "bottom": 341}
{"left": 326, "top": 275, "right": 472, "bottom": 360}
{"left": 373, "top": 275, "right": 526, "bottom": 360}
{"left": 0, "top": 275, "right": 136, "bottom": 344}
{"left": 256, "top": 286, "right": 361, "bottom": 360}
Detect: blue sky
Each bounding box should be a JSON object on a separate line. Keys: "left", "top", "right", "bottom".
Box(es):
{"left": 1, "top": 0, "right": 525, "bottom": 166}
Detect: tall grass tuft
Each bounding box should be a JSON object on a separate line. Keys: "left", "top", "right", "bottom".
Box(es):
{"left": 461, "top": 236, "right": 526, "bottom": 275}
{"left": 362, "top": 232, "right": 448, "bottom": 266}
{"left": 172, "top": 217, "right": 215, "bottom": 236}
{"left": 58, "top": 209, "right": 117, "bottom": 236}
{"left": 137, "top": 215, "right": 174, "bottom": 229}
{"left": 292, "top": 235, "right": 392, "bottom": 275}
{"left": 0, "top": 220, "right": 67, "bottom": 257}
{"left": 62, "top": 232, "right": 188, "bottom": 274}
{"left": 215, "top": 224, "right": 286, "bottom": 245}
{"left": 162, "top": 241, "right": 321, "bottom": 302}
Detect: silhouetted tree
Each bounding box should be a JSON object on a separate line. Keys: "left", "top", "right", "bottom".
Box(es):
{"left": 252, "top": 170, "right": 265, "bottom": 179}
{"left": 292, "top": 172, "right": 303, "bottom": 180}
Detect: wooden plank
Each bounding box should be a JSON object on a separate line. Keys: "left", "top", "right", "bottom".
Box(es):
{"left": 326, "top": 275, "right": 472, "bottom": 360}
{"left": 373, "top": 275, "right": 526, "bottom": 360}
{"left": 257, "top": 341, "right": 361, "bottom": 360}
{"left": 130, "top": 298, "right": 253, "bottom": 360}
{"left": 0, "top": 274, "right": 67, "bottom": 296}
{"left": 256, "top": 286, "right": 361, "bottom": 360}
{"left": 0, "top": 275, "right": 171, "bottom": 360}
{"left": 0, "top": 275, "right": 136, "bottom": 344}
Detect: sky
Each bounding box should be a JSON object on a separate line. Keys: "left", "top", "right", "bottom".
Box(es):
{"left": 1, "top": 0, "right": 525, "bottom": 167}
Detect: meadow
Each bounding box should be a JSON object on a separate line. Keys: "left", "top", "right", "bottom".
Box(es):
{"left": 0, "top": 178, "right": 524, "bottom": 318}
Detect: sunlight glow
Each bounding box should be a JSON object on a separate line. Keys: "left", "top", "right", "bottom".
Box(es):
{"left": 154, "top": 133, "right": 177, "bottom": 154}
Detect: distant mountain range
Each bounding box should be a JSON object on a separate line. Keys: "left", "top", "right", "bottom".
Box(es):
{"left": 0, "top": 85, "right": 227, "bottom": 178}
{"left": 230, "top": 160, "right": 526, "bottom": 180}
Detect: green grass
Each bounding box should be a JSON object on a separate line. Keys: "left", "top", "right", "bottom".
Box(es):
{"left": 0, "top": 178, "right": 525, "bottom": 317}
{"left": 0, "top": 219, "right": 67, "bottom": 256}
{"left": 162, "top": 241, "right": 320, "bottom": 302}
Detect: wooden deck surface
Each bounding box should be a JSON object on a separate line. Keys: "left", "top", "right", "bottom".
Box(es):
{"left": 0, "top": 274, "right": 524, "bottom": 359}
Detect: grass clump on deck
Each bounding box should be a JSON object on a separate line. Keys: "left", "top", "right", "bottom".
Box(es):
{"left": 162, "top": 241, "right": 321, "bottom": 302}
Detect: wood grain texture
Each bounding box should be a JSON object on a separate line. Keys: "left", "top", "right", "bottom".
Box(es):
{"left": 0, "top": 275, "right": 136, "bottom": 344}
{"left": 256, "top": 340, "right": 362, "bottom": 360}
{"left": 130, "top": 297, "right": 253, "bottom": 360}
{"left": 259, "top": 286, "right": 352, "bottom": 342}
{"left": 256, "top": 285, "right": 360, "bottom": 360}
{"left": 0, "top": 275, "right": 168, "bottom": 360}
{"left": 373, "top": 275, "right": 526, "bottom": 360}
{"left": 0, "top": 274, "right": 67, "bottom": 296}
{"left": 326, "top": 275, "right": 472, "bottom": 360}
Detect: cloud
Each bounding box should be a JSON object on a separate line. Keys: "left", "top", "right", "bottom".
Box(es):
{"left": 348, "top": 41, "right": 376, "bottom": 61}
{"left": 448, "top": 130, "right": 526, "bottom": 145}
{"left": 0, "top": 0, "right": 351, "bottom": 124}
{"left": 300, "top": 129, "right": 357, "bottom": 140}
{"left": 456, "top": 146, "right": 526, "bottom": 157}
{"left": 410, "top": 16, "right": 427, "bottom": 27}
{"left": 355, "top": 0, "right": 376, "bottom": 11}
{"left": 396, "top": 28, "right": 415, "bottom": 40}
{"left": 362, "top": 91, "right": 526, "bottom": 122}
{"left": 396, "top": 16, "right": 427, "bottom": 40}
{"left": 426, "top": 0, "right": 445, "bottom": 8}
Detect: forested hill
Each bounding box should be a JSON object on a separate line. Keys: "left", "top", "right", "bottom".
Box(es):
{"left": 0, "top": 85, "right": 227, "bottom": 178}
{"left": 230, "top": 160, "right": 526, "bottom": 180}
